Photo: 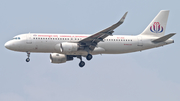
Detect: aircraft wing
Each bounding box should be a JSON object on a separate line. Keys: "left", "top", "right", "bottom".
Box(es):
{"left": 78, "top": 12, "right": 128, "bottom": 50}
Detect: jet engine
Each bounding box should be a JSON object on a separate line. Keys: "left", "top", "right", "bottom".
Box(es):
{"left": 55, "top": 43, "right": 79, "bottom": 53}
{"left": 50, "top": 53, "right": 73, "bottom": 63}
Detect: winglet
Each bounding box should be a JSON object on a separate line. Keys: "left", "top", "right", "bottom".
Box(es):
{"left": 103, "top": 11, "right": 128, "bottom": 33}
{"left": 119, "top": 12, "right": 128, "bottom": 23}
{"left": 152, "top": 33, "right": 176, "bottom": 43}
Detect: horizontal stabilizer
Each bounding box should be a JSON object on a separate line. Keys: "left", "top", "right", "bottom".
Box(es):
{"left": 152, "top": 33, "right": 176, "bottom": 43}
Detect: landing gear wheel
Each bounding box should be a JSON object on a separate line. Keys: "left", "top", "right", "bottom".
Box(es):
{"left": 86, "top": 54, "right": 93, "bottom": 61}
{"left": 26, "top": 58, "right": 30, "bottom": 62}
{"left": 79, "top": 61, "right": 85, "bottom": 67}
{"left": 26, "top": 52, "right": 31, "bottom": 62}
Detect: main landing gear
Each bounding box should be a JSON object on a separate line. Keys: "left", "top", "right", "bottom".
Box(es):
{"left": 26, "top": 52, "right": 30, "bottom": 62}
{"left": 86, "top": 54, "right": 93, "bottom": 60}
{"left": 77, "top": 54, "right": 93, "bottom": 67}
{"left": 77, "top": 56, "right": 85, "bottom": 67}
{"left": 79, "top": 61, "right": 85, "bottom": 67}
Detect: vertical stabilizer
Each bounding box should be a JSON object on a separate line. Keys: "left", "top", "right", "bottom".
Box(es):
{"left": 140, "top": 10, "right": 169, "bottom": 37}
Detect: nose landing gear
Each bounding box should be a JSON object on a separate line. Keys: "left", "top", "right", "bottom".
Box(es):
{"left": 26, "top": 52, "right": 30, "bottom": 62}
{"left": 26, "top": 58, "right": 30, "bottom": 62}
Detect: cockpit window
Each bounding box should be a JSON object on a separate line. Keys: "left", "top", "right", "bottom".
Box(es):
{"left": 13, "top": 37, "right": 20, "bottom": 40}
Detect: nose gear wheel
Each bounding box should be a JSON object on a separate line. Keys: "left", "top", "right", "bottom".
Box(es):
{"left": 26, "top": 52, "right": 30, "bottom": 62}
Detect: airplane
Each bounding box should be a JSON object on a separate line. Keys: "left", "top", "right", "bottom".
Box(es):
{"left": 4, "top": 10, "right": 175, "bottom": 67}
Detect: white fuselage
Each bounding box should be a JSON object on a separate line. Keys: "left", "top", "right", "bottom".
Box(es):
{"left": 5, "top": 33, "right": 174, "bottom": 55}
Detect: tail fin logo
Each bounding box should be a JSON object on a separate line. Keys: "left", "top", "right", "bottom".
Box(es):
{"left": 150, "top": 22, "right": 163, "bottom": 33}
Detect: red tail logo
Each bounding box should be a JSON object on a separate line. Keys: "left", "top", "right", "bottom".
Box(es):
{"left": 150, "top": 22, "right": 163, "bottom": 33}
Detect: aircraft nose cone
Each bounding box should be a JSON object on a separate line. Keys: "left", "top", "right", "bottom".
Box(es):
{"left": 4, "top": 41, "right": 11, "bottom": 49}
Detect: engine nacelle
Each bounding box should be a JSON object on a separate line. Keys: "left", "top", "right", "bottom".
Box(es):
{"left": 55, "top": 43, "right": 79, "bottom": 53}
{"left": 50, "top": 53, "right": 73, "bottom": 64}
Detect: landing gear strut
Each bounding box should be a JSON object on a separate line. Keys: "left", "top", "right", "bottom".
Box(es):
{"left": 77, "top": 55, "right": 85, "bottom": 67}
{"left": 26, "top": 52, "right": 30, "bottom": 62}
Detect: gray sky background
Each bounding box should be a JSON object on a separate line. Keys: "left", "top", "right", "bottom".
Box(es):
{"left": 1, "top": 0, "right": 180, "bottom": 101}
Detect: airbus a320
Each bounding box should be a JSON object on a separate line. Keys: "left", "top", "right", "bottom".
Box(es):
{"left": 5, "top": 10, "right": 175, "bottom": 67}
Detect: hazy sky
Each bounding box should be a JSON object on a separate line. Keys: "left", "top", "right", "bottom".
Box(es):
{"left": 1, "top": 0, "right": 180, "bottom": 101}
